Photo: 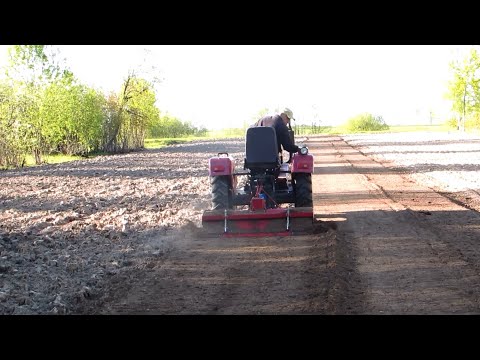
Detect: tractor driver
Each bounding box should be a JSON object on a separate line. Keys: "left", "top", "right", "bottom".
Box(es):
{"left": 251, "top": 107, "right": 300, "bottom": 155}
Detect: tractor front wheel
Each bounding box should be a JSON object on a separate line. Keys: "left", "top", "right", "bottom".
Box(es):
{"left": 294, "top": 173, "right": 313, "bottom": 207}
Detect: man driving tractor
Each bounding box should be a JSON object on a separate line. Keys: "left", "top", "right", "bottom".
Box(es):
{"left": 250, "top": 107, "right": 300, "bottom": 155}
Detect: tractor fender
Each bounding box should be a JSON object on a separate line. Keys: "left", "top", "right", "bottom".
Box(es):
{"left": 291, "top": 153, "right": 314, "bottom": 173}
{"left": 208, "top": 154, "right": 235, "bottom": 176}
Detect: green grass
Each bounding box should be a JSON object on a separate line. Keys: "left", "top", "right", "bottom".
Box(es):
{"left": 23, "top": 153, "right": 84, "bottom": 166}
{"left": 143, "top": 137, "right": 205, "bottom": 149}
{"left": 384, "top": 124, "right": 452, "bottom": 133}
{"left": 294, "top": 125, "right": 343, "bottom": 135}
{"left": 330, "top": 123, "right": 454, "bottom": 134}
{"left": 205, "top": 129, "right": 245, "bottom": 138}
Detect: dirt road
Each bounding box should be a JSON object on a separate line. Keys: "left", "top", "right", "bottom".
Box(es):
{"left": 2, "top": 134, "right": 480, "bottom": 314}
{"left": 80, "top": 135, "right": 480, "bottom": 314}
{"left": 315, "top": 136, "right": 480, "bottom": 314}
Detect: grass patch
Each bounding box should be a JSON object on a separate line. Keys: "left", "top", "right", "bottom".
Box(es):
{"left": 23, "top": 153, "right": 84, "bottom": 166}
{"left": 144, "top": 137, "right": 197, "bottom": 149}
{"left": 205, "top": 129, "right": 245, "bottom": 138}
{"left": 294, "top": 125, "right": 343, "bottom": 135}
{"left": 333, "top": 124, "right": 453, "bottom": 134}
{"left": 387, "top": 124, "right": 452, "bottom": 132}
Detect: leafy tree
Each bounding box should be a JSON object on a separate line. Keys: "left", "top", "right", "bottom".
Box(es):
{"left": 41, "top": 75, "right": 105, "bottom": 155}
{"left": 147, "top": 113, "right": 207, "bottom": 138}
{"left": 4, "top": 45, "right": 74, "bottom": 163}
{"left": 102, "top": 92, "right": 122, "bottom": 152}
{"left": 6, "top": 45, "right": 71, "bottom": 85}
{"left": 446, "top": 47, "right": 480, "bottom": 131}
{"left": 344, "top": 113, "right": 389, "bottom": 132}
{"left": 0, "top": 80, "right": 27, "bottom": 167}
{"left": 103, "top": 72, "right": 159, "bottom": 152}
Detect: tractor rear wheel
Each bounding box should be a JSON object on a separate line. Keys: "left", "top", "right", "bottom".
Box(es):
{"left": 294, "top": 173, "right": 313, "bottom": 207}
{"left": 211, "top": 175, "right": 233, "bottom": 210}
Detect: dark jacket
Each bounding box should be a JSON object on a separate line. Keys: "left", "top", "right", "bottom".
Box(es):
{"left": 252, "top": 114, "right": 299, "bottom": 154}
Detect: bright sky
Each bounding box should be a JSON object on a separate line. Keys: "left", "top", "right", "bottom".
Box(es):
{"left": 0, "top": 45, "right": 470, "bottom": 129}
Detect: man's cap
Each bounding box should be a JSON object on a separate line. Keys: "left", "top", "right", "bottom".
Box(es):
{"left": 282, "top": 107, "right": 295, "bottom": 121}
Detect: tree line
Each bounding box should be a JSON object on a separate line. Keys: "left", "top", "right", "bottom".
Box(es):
{"left": 2, "top": 45, "right": 476, "bottom": 169}
{"left": 0, "top": 45, "right": 206, "bottom": 168}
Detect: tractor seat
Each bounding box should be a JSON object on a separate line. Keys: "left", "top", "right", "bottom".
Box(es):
{"left": 244, "top": 127, "right": 280, "bottom": 170}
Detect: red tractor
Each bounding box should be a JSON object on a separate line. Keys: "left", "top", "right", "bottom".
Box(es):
{"left": 202, "top": 126, "right": 314, "bottom": 237}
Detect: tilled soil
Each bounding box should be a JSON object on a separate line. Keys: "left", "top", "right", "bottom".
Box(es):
{"left": 0, "top": 140, "right": 243, "bottom": 314}
{"left": 1, "top": 132, "right": 480, "bottom": 315}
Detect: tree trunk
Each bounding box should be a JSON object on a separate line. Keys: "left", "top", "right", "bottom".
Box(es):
{"left": 33, "top": 148, "right": 42, "bottom": 165}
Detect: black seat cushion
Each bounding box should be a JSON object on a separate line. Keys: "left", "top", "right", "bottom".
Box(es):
{"left": 244, "top": 127, "right": 279, "bottom": 169}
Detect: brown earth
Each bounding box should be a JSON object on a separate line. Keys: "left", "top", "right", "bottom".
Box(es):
{"left": 1, "top": 133, "right": 480, "bottom": 315}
